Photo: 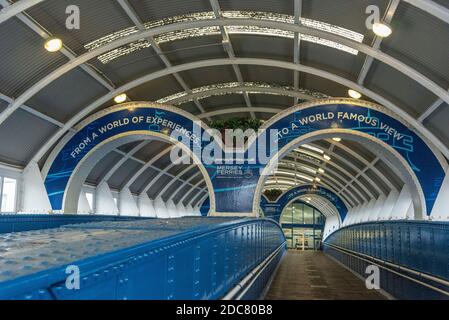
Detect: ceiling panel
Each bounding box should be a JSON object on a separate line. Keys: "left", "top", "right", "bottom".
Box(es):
{"left": 364, "top": 60, "right": 437, "bottom": 117}
{"left": 26, "top": 0, "right": 135, "bottom": 55}
{"left": 129, "top": 0, "right": 211, "bottom": 22}
{"left": 129, "top": 166, "right": 159, "bottom": 194}
{"left": 301, "top": 41, "right": 363, "bottom": 82}
{"left": 179, "top": 65, "right": 237, "bottom": 88}
{"left": 240, "top": 65, "right": 293, "bottom": 86}
{"left": 0, "top": 18, "right": 68, "bottom": 97}
{"left": 381, "top": 2, "right": 449, "bottom": 89}
{"left": 160, "top": 35, "right": 227, "bottom": 65}
{"left": 147, "top": 175, "right": 172, "bottom": 198}
{"left": 128, "top": 75, "right": 186, "bottom": 102}
{"left": 107, "top": 159, "right": 142, "bottom": 189}
{"left": 134, "top": 140, "right": 171, "bottom": 162}
{"left": 423, "top": 103, "right": 449, "bottom": 151}
{"left": 90, "top": 47, "right": 166, "bottom": 86}
{"left": 27, "top": 68, "right": 109, "bottom": 123}
{"left": 0, "top": 109, "right": 59, "bottom": 166}
{"left": 160, "top": 180, "right": 183, "bottom": 201}
{"left": 302, "top": 0, "right": 390, "bottom": 42}
{"left": 220, "top": 0, "right": 293, "bottom": 15}
{"left": 86, "top": 152, "right": 123, "bottom": 184}
{"left": 231, "top": 35, "right": 293, "bottom": 62}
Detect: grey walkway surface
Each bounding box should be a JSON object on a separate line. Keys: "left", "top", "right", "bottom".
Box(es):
{"left": 265, "top": 250, "right": 386, "bottom": 300}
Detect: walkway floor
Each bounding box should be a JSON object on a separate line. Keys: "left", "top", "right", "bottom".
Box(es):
{"left": 265, "top": 250, "right": 386, "bottom": 300}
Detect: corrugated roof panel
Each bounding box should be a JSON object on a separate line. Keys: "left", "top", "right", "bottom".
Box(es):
{"left": 424, "top": 103, "right": 449, "bottom": 151}
{"left": 27, "top": 68, "right": 109, "bottom": 123}
{"left": 381, "top": 2, "right": 449, "bottom": 89}
{"left": 129, "top": 0, "right": 211, "bottom": 21}
{"left": 364, "top": 60, "right": 437, "bottom": 117}
{"left": 26, "top": 0, "right": 136, "bottom": 55}
{"left": 0, "top": 109, "right": 59, "bottom": 166}
{"left": 0, "top": 18, "right": 68, "bottom": 97}
{"left": 107, "top": 158, "right": 141, "bottom": 189}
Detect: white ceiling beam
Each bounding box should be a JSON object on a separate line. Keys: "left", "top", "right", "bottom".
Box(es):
{"left": 163, "top": 84, "right": 326, "bottom": 105}
{"left": 0, "top": 0, "right": 44, "bottom": 24}
{"left": 113, "top": 149, "right": 203, "bottom": 192}
{"left": 357, "top": 0, "right": 401, "bottom": 84}
{"left": 209, "top": 0, "right": 254, "bottom": 117}
{"left": 166, "top": 169, "right": 201, "bottom": 202}
{"left": 156, "top": 164, "right": 196, "bottom": 199}
{"left": 116, "top": 0, "right": 207, "bottom": 116}
{"left": 0, "top": 19, "right": 445, "bottom": 157}
{"left": 402, "top": 0, "right": 449, "bottom": 23}
{"left": 293, "top": 0, "right": 302, "bottom": 104}
{"left": 30, "top": 57, "right": 449, "bottom": 168}
{"left": 3, "top": 2, "right": 115, "bottom": 92}
{"left": 99, "top": 140, "right": 149, "bottom": 185}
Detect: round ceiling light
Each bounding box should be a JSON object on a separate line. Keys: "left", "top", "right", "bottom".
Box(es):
{"left": 332, "top": 137, "right": 342, "bottom": 142}
{"left": 114, "top": 93, "right": 127, "bottom": 104}
{"left": 372, "top": 22, "right": 392, "bottom": 38}
{"left": 44, "top": 38, "right": 63, "bottom": 52}
{"left": 348, "top": 89, "right": 362, "bottom": 99}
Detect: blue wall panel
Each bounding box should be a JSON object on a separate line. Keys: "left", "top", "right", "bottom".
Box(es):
{"left": 324, "top": 220, "right": 449, "bottom": 300}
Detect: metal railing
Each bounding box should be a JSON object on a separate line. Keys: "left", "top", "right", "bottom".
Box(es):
{"left": 0, "top": 217, "right": 285, "bottom": 300}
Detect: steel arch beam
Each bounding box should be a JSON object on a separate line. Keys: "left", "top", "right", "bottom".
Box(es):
{"left": 198, "top": 107, "right": 282, "bottom": 119}
{"left": 0, "top": 0, "right": 45, "bottom": 24}
{"left": 166, "top": 170, "right": 202, "bottom": 202}
{"left": 272, "top": 170, "right": 358, "bottom": 207}
{"left": 155, "top": 164, "right": 196, "bottom": 199}
{"left": 31, "top": 57, "right": 449, "bottom": 169}
{"left": 1, "top": 1, "right": 447, "bottom": 27}
{"left": 0, "top": 18, "right": 446, "bottom": 157}
{"left": 160, "top": 84, "right": 325, "bottom": 105}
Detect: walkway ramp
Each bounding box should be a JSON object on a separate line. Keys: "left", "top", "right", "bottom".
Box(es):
{"left": 265, "top": 251, "right": 385, "bottom": 300}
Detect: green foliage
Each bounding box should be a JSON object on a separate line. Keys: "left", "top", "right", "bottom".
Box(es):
{"left": 209, "top": 117, "right": 263, "bottom": 131}
{"left": 263, "top": 189, "right": 283, "bottom": 201}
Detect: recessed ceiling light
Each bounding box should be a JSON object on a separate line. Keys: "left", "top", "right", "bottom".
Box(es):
{"left": 114, "top": 93, "right": 127, "bottom": 104}
{"left": 44, "top": 38, "right": 63, "bottom": 52}
{"left": 372, "top": 22, "right": 392, "bottom": 38}
{"left": 315, "top": 177, "right": 321, "bottom": 182}
{"left": 323, "top": 154, "right": 331, "bottom": 161}
{"left": 332, "top": 137, "right": 342, "bottom": 142}
{"left": 348, "top": 89, "right": 362, "bottom": 99}
{"left": 318, "top": 168, "right": 325, "bottom": 174}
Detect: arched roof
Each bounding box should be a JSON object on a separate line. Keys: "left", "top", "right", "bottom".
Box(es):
{"left": 0, "top": 0, "right": 447, "bottom": 210}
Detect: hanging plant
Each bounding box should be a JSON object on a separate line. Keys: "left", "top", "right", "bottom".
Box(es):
{"left": 209, "top": 117, "right": 263, "bottom": 131}
{"left": 264, "top": 189, "right": 283, "bottom": 201}
{"left": 208, "top": 117, "right": 264, "bottom": 146}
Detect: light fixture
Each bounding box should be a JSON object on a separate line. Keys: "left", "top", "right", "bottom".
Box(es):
{"left": 323, "top": 154, "right": 331, "bottom": 161}
{"left": 44, "top": 38, "right": 63, "bottom": 52}
{"left": 332, "top": 137, "right": 342, "bottom": 142}
{"left": 114, "top": 93, "right": 127, "bottom": 104}
{"left": 348, "top": 89, "right": 362, "bottom": 99}
{"left": 317, "top": 168, "right": 325, "bottom": 174}
{"left": 372, "top": 22, "right": 392, "bottom": 38}
{"left": 302, "top": 144, "right": 324, "bottom": 154}
{"left": 315, "top": 177, "right": 321, "bottom": 182}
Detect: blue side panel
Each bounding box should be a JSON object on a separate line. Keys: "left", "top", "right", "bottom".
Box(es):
{"left": 0, "top": 214, "right": 145, "bottom": 234}
{"left": 323, "top": 220, "right": 449, "bottom": 300}
{"left": 200, "top": 198, "right": 210, "bottom": 216}
{"left": 0, "top": 217, "right": 285, "bottom": 300}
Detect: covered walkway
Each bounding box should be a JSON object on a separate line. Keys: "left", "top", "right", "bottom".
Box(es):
{"left": 265, "top": 251, "right": 386, "bottom": 300}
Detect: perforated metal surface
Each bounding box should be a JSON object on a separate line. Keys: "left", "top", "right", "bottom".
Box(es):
{"left": 0, "top": 217, "right": 238, "bottom": 283}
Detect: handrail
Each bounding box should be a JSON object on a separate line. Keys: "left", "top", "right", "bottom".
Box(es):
{"left": 0, "top": 217, "right": 285, "bottom": 300}
{"left": 324, "top": 243, "right": 449, "bottom": 296}
{"left": 222, "top": 241, "right": 286, "bottom": 300}
{"left": 323, "top": 220, "right": 449, "bottom": 299}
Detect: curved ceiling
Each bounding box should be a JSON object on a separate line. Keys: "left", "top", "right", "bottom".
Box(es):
{"left": 0, "top": 0, "right": 447, "bottom": 210}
